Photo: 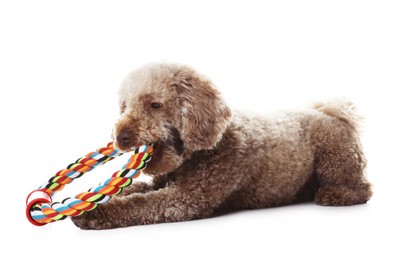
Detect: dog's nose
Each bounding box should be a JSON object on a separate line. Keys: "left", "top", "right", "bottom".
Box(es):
{"left": 116, "top": 131, "right": 131, "bottom": 148}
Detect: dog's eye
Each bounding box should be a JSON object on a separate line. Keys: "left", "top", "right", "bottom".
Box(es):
{"left": 150, "top": 102, "right": 163, "bottom": 109}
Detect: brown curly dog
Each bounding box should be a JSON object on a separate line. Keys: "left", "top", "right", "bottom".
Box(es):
{"left": 72, "top": 63, "right": 372, "bottom": 229}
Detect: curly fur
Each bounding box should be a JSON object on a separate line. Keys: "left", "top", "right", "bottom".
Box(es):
{"left": 72, "top": 63, "right": 372, "bottom": 229}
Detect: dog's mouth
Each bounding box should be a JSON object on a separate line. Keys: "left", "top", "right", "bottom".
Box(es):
{"left": 114, "top": 128, "right": 184, "bottom": 175}
{"left": 117, "top": 141, "right": 159, "bottom": 152}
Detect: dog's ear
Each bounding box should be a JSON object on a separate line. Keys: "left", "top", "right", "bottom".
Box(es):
{"left": 173, "top": 71, "right": 231, "bottom": 153}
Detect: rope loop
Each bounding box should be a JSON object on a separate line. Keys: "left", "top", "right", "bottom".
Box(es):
{"left": 26, "top": 142, "right": 153, "bottom": 226}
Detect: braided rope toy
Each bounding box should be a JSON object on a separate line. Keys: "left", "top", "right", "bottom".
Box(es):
{"left": 25, "top": 142, "right": 153, "bottom": 226}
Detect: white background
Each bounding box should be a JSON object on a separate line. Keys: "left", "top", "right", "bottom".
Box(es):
{"left": 1, "top": 1, "right": 399, "bottom": 259}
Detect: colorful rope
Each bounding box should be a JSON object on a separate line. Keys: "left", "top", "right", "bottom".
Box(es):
{"left": 26, "top": 142, "right": 153, "bottom": 226}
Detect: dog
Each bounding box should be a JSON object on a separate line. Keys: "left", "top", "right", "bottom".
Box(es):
{"left": 72, "top": 63, "right": 372, "bottom": 229}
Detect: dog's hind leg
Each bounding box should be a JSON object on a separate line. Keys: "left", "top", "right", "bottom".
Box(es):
{"left": 312, "top": 99, "right": 372, "bottom": 206}
{"left": 313, "top": 123, "right": 372, "bottom": 206}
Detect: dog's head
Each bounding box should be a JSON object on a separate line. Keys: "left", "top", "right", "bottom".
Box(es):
{"left": 114, "top": 63, "right": 231, "bottom": 174}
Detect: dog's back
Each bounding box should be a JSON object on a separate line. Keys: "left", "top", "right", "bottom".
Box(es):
{"left": 210, "top": 100, "right": 371, "bottom": 211}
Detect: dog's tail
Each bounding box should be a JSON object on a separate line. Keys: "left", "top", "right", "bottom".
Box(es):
{"left": 313, "top": 98, "right": 363, "bottom": 131}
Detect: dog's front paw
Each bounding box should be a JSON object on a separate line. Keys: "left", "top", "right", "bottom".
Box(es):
{"left": 71, "top": 208, "right": 113, "bottom": 230}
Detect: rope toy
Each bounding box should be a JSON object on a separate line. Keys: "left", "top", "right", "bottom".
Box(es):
{"left": 25, "top": 142, "right": 153, "bottom": 226}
